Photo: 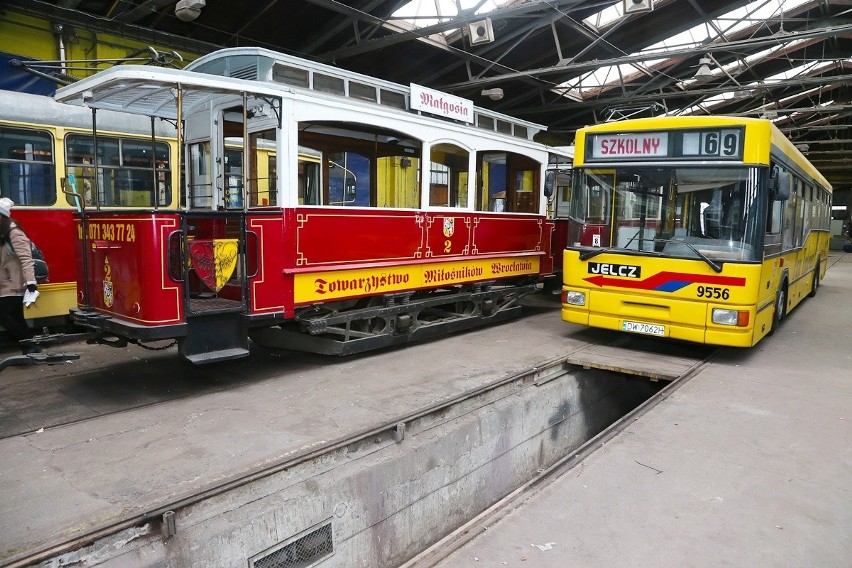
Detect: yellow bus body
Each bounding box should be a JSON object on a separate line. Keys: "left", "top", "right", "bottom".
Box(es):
{"left": 563, "top": 116, "right": 831, "bottom": 348}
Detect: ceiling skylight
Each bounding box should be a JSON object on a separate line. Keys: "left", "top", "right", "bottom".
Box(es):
{"left": 391, "top": 0, "right": 511, "bottom": 38}
{"left": 559, "top": 0, "right": 814, "bottom": 100}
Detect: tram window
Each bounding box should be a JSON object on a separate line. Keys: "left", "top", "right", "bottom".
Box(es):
{"left": 379, "top": 89, "right": 406, "bottom": 110}
{"left": 377, "top": 154, "right": 420, "bottom": 208}
{"left": 314, "top": 73, "right": 345, "bottom": 95}
{"left": 299, "top": 124, "right": 421, "bottom": 209}
{"left": 349, "top": 82, "right": 377, "bottom": 103}
{"left": 224, "top": 148, "right": 243, "bottom": 209}
{"left": 97, "top": 139, "right": 120, "bottom": 166}
{"left": 66, "top": 134, "right": 171, "bottom": 207}
{"left": 328, "top": 151, "right": 370, "bottom": 206}
{"left": 479, "top": 153, "right": 505, "bottom": 212}
{"left": 299, "top": 152, "right": 322, "bottom": 206}
{"left": 223, "top": 131, "right": 278, "bottom": 208}
{"left": 188, "top": 141, "right": 213, "bottom": 208}
{"left": 272, "top": 63, "right": 309, "bottom": 88}
{"left": 121, "top": 140, "right": 155, "bottom": 168}
{"left": 430, "top": 144, "right": 469, "bottom": 208}
{"left": 0, "top": 126, "right": 55, "bottom": 206}
{"left": 248, "top": 131, "right": 278, "bottom": 207}
{"left": 267, "top": 154, "right": 278, "bottom": 206}
{"left": 512, "top": 166, "right": 536, "bottom": 213}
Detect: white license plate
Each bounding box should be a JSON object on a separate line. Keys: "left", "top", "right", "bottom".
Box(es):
{"left": 622, "top": 321, "right": 665, "bottom": 336}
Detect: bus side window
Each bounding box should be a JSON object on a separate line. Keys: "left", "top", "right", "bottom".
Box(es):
{"left": 767, "top": 164, "right": 784, "bottom": 235}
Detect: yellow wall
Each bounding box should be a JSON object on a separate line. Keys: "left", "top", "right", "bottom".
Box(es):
{"left": 0, "top": 11, "right": 200, "bottom": 80}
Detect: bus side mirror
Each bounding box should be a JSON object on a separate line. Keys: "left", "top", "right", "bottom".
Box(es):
{"left": 544, "top": 171, "right": 555, "bottom": 198}
{"left": 773, "top": 167, "right": 791, "bottom": 201}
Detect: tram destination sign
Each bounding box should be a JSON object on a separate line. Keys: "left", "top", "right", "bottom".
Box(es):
{"left": 410, "top": 83, "right": 474, "bottom": 124}
{"left": 587, "top": 127, "right": 744, "bottom": 162}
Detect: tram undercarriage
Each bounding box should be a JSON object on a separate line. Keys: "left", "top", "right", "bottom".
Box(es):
{"left": 250, "top": 281, "right": 536, "bottom": 356}
{"left": 28, "top": 280, "right": 535, "bottom": 365}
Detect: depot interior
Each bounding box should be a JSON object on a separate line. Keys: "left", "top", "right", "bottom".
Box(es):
{"left": 2, "top": 0, "right": 850, "bottom": 240}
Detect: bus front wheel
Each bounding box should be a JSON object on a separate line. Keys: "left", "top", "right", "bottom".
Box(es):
{"left": 770, "top": 282, "right": 787, "bottom": 335}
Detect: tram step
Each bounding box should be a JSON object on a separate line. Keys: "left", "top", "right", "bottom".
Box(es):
{"left": 179, "top": 312, "right": 250, "bottom": 364}
{"left": 182, "top": 347, "right": 250, "bottom": 365}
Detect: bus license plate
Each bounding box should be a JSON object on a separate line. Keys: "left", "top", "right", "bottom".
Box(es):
{"left": 622, "top": 321, "right": 665, "bottom": 336}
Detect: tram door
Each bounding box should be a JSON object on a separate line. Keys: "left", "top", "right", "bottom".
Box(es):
{"left": 176, "top": 104, "right": 260, "bottom": 363}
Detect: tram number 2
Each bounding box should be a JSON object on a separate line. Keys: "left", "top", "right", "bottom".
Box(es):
{"left": 79, "top": 222, "right": 137, "bottom": 243}
{"left": 696, "top": 285, "right": 729, "bottom": 300}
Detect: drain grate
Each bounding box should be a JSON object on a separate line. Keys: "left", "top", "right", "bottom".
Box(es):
{"left": 250, "top": 521, "right": 334, "bottom": 568}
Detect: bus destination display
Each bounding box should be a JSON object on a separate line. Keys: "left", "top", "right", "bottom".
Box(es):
{"left": 588, "top": 127, "right": 744, "bottom": 161}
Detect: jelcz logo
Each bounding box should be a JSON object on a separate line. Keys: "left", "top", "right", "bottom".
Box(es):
{"left": 588, "top": 262, "right": 641, "bottom": 278}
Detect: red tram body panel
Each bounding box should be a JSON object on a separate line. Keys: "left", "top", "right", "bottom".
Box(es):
{"left": 78, "top": 210, "right": 552, "bottom": 327}
{"left": 77, "top": 214, "right": 183, "bottom": 327}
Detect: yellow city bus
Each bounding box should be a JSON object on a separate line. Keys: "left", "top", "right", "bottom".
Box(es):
{"left": 560, "top": 116, "right": 832, "bottom": 347}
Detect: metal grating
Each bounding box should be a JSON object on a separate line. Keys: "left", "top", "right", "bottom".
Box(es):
{"left": 231, "top": 64, "right": 259, "bottom": 81}
{"left": 250, "top": 522, "right": 333, "bottom": 568}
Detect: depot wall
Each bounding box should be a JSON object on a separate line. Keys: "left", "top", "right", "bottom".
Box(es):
{"left": 0, "top": 10, "right": 199, "bottom": 83}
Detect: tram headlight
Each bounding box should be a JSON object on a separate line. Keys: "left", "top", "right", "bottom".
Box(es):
{"left": 712, "top": 308, "right": 750, "bottom": 327}
{"left": 563, "top": 290, "right": 586, "bottom": 306}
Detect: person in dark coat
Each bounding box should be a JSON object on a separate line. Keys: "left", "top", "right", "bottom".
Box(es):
{"left": 0, "top": 197, "right": 39, "bottom": 353}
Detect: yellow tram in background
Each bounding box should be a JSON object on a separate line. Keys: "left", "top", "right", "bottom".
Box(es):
{"left": 560, "top": 116, "right": 832, "bottom": 347}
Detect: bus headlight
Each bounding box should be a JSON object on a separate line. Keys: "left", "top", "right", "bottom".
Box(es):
{"left": 562, "top": 290, "right": 586, "bottom": 306}
{"left": 712, "top": 308, "right": 750, "bottom": 327}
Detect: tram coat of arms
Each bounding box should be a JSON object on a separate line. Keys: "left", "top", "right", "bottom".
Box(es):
{"left": 443, "top": 217, "right": 455, "bottom": 238}
{"left": 188, "top": 239, "right": 239, "bottom": 292}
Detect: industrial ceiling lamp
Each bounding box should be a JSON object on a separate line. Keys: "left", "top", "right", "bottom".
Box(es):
{"left": 694, "top": 55, "right": 713, "bottom": 79}
{"left": 175, "top": 0, "right": 205, "bottom": 22}
{"left": 481, "top": 88, "right": 504, "bottom": 101}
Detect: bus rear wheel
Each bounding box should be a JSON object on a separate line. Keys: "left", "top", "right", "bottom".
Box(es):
{"left": 808, "top": 263, "right": 820, "bottom": 297}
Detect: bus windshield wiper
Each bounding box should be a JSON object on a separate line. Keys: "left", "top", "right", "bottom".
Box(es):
{"left": 579, "top": 247, "right": 613, "bottom": 261}
{"left": 676, "top": 240, "right": 723, "bottom": 273}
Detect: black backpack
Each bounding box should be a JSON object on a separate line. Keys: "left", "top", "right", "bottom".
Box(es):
{"left": 6, "top": 239, "right": 48, "bottom": 283}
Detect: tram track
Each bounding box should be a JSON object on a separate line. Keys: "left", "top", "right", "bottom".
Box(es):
{"left": 0, "top": 299, "right": 557, "bottom": 441}
{"left": 0, "top": 344, "right": 328, "bottom": 441}
{"left": 3, "top": 332, "right": 720, "bottom": 568}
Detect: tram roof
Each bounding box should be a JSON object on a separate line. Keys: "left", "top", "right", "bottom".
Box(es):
{"left": 185, "top": 47, "right": 546, "bottom": 140}
{"left": 0, "top": 89, "right": 176, "bottom": 137}
{"left": 54, "top": 49, "right": 547, "bottom": 142}
{"left": 53, "top": 65, "right": 285, "bottom": 120}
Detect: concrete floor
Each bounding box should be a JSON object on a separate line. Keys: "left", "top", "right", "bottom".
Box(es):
{"left": 0, "top": 290, "right": 585, "bottom": 564}
{"left": 430, "top": 252, "right": 852, "bottom": 568}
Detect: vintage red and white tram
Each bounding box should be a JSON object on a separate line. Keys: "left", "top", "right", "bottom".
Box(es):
{"left": 51, "top": 47, "right": 558, "bottom": 364}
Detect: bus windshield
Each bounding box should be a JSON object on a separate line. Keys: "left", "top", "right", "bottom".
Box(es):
{"left": 571, "top": 166, "right": 763, "bottom": 263}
